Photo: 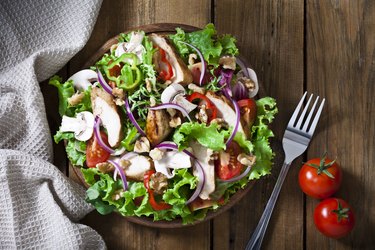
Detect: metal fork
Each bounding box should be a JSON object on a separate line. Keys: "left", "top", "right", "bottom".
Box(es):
{"left": 245, "top": 92, "right": 325, "bottom": 250}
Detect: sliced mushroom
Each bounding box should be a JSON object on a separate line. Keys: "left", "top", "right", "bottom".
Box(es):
{"left": 60, "top": 111, "right": 94, "bottom": 141}
{"left": 205, "top": 91, "right": 245, "bottom": 135}
{"left": 153, "top": 151, "right": 191, "bottom": 179}
{"left": 68, "top": 69, "right": 97, "bottom": 91}
{"left": 91, "top": 87, "right": 123, "bottom": 147}
{"left": 146, "top": 109, "right": 172, "bottom": 146}
{"left": 149, "top": 33, "right": 193, "bottom": 85}
{"left": 115, "top": 32, "right": 145, "bottom": 64}
{"left": 161, "top": 83, "right": 197, "bottom": 113}
{"left": 189, "top": 141, "right": 215, "bottom": 200}
{"left": 123, "top": 155, "right": 153, "bottom": 181}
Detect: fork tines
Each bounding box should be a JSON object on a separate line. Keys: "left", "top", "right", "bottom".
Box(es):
{"left": 288, "top": 92, "right": 325, "bottom": 136}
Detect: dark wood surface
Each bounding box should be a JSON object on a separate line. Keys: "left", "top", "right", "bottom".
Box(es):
{"left": 43, "top": 0, "right": 375, "bottom": 249}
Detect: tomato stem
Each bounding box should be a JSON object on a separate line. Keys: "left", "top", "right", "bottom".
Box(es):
{"left": 305, "top": 152, "right": 336, "bottom": 179}
{"left": 332, "top": 199, "right": 350, "bottom": 222}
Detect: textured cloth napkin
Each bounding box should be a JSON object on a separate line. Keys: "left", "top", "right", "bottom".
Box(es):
{"left": 0, "top": 0, "right": 106, "bottom": 248}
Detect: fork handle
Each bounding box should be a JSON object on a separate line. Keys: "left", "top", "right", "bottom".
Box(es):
{"left": 245, "top": 161, "right": 291, "bottom": 250}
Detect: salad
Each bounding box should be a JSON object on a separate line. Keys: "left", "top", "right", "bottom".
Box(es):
{"left": 50, "top": 24, "right": 277, "bottom": 224}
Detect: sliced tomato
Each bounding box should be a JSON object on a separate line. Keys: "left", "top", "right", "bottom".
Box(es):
{"left": 86, "top": 131, "right": 110, "bottom": 168}
{"left": 215, "top": 142, "right": 243, "bottom": 180}
{"left": 143, "top": 170, "right": 172, "bottom": 211}
{"left": 157, "top": 47, "right": 173, "bottom": 81}
{"left": 186, "top": 92, "right": 218, "bottom": 122}
{"left": 238, "top": 98, "right": 257, "bottom": 127}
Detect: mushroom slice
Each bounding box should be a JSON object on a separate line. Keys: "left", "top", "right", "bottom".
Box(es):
{"left": 68, "top": 69, "right": 97, "bottom": 91}
{"left": 153, "top": 151, "right": 191, "bottom": 179}
{"left": 91, "top": 87, "right": 123, "bottom": 147}
{"left": 124, "top": 155, "right": 153, "bottom": 182}
{"left": 161, "top": 83, "right": 197, "bottom": 113}
{"left": 60, "top": 111, "right": 94, "bottom": 141}
{"left": 206, "top": 91, "right": 245, "bottom": 135}
{"left": 189, "top": 141, "right": 215, "bottom": 200}
{"left": 115, "top": 31, "right": 145, "bottom": 64}
{"left": 146, "top": 109, "right": 172, "bottom": 146}
{"left": 149, "top": 33, "right": 193, "bottom": 85}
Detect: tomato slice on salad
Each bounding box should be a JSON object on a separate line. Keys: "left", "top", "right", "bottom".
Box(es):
{"left": 215, "top": 142, "right": 244, "bottom": 180}
{"left": 186, "top": 92, "right": 218, "bottom": 123}
{"left": 86, "top": 131, "right": 110, "bottom": 168}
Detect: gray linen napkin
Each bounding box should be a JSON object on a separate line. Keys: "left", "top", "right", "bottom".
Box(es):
{"left": 0, "top": 0, "right": 106, "bottom": 248}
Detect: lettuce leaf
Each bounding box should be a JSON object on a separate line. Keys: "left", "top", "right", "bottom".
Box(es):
{"left": 249, "top": 97, "right": 278, "bottom": 179}
{"left": 173, "top": 122, "right": 227, "bottom": 151}
{"left": 48, "top": 75, "right": 92, "bottom": 117}
{"left": 169, "top": 23, "right": 239, "bottom": 66}
{"left": 81, "top": 168, "right": 205, "bottom": 224}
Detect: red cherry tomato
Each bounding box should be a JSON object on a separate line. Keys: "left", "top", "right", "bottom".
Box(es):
{"left": 215, "top": 142, "right": 243, "bottom": 180}
{"left": 314, "top": 198, "right": 355, "bottom": 239}
{"left": 86, "top": 131, "right": 110, "bottom": 168}
{"left": 298, "top": 153, "right": 342, "bottom": 199}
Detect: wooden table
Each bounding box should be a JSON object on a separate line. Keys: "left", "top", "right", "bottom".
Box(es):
{"left": 42, "top": 0, "right": 374, "bottom": 249}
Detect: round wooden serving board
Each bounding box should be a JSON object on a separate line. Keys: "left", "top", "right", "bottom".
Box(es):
{"left": 71, "top": 23, "right": 269, "bottom": 228}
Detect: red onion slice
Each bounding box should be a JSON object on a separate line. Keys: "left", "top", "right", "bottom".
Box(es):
{"left": 225, "top": 98, "right": 240, "bottom": 146}
{"left": 235, "top": 57, "right": 250, "bottom": 79}
{"left": 179, "top": 41, "right": 206, "bottom": 86}
{"left": 221, "top": 166, "right": 252, "bottom": 183}
{"left": 108, "top": 159, "right": 128, "bottom": 190}
{"left": 155, "top": 142, "right": 205, "bottom": 204}
{"left": 124, "top": 97, "right": 146, "bottom": 136}
{"left": 94, "top": 116, "right": 115, "bottom": 154}
{"left": 148, "top": 103, "right": 192, "bottom": 122}
{"left": 97, "top": 68, "right": 113, "bottom": 95}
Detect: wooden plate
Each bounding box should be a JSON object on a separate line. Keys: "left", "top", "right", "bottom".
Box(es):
{"left": 71, "top": 23, "right": 266, "bottom": 228}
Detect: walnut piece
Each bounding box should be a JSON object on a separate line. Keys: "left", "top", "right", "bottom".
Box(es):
{"left": 238, "top": 76, "right": 255, "bottom": 91}
{"left": 188, "top": 83, "right": 205, "bottom": 95}
{"left": 68, "top": 92, "right": 85, "bottom": 106}
{"left": 150, "top": 172, "right": 168, "bottom": 194}
{"left": 195, "top": 104, "right": 208, "bottom": 124}
{"left": 237, "top": 153, "right": 256, "bottom": 166}
{"left": 149, "top": 148, "right": 164, "bottom": 161}
{"left": 210, "top": 118, "right": 229, "bottom": 129}
{"left": 96, "top": 162, "right": 115, "bottom": 173}
{"left": 219, "top": 56, "right": 236, "bottom": 70}
{"left": 169, "top": 116, "right": 182, "bottom": 128}
{"left": 134, "top": 137, "right": 151, "bottom": 153}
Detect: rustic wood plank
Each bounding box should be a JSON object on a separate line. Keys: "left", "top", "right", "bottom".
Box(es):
{"left": 306, "top": 0, "right": 375, "bottom": 249}
{"left": 66, "top": 0, "right": 212, "bottom": 249}
{"left": 215, "top": 0, "right": 305, "bottom": 249}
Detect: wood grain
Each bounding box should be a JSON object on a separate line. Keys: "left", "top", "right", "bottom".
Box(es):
{"left": 306, "top": 1, "right": 375, "bottom": 249}
{"left": 215, "top": 0, "right": 305, "bottom": 249}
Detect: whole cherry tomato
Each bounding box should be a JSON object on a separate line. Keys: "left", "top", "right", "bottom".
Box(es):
{"left": 299, "top": 153, "right": 342, "bottom": 199}
{"left": 314, "top": 198, "right": 355, "bottom": 238}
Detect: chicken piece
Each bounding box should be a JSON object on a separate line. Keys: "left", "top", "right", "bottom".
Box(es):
{"left": 91, "top": 87, "right": 123, "bottom": 147}
{"left": 205, "top": 91, "right": 246, "bottom": 136}
{"left": 124, "top": 155, "right": 153, "bottom": 182}
{"left": 153, "top": 150, "right": 191, "bottom": 179}
{"left": 149, "top": 33, "right": 193, "bottom": 85}
{"left": 146, "top": 109, "right": 172, "bottom": 146}
{"left": 189, "top": 141, "right": 215, "bottom": 200}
